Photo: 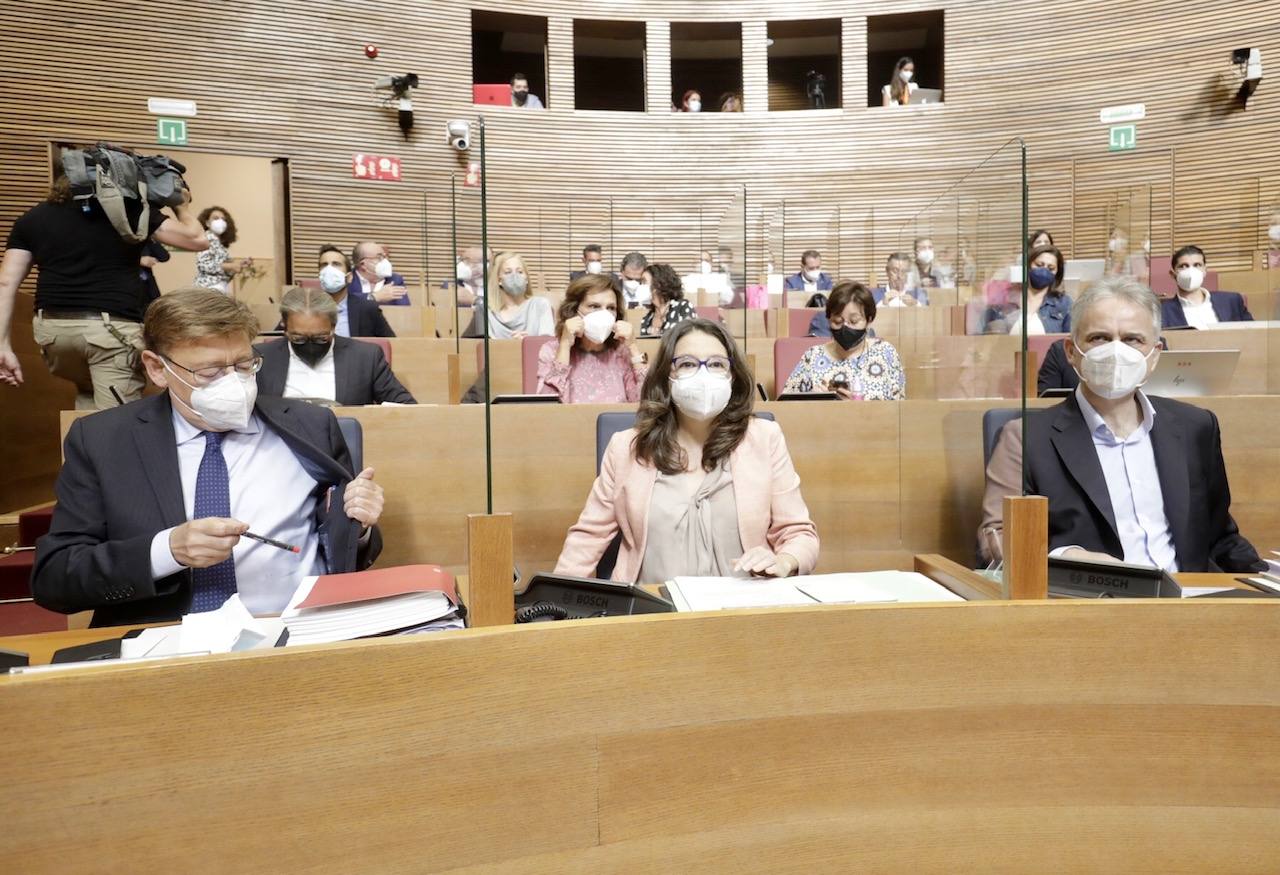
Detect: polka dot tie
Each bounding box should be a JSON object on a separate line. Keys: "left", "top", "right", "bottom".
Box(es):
{"left": 190, "top": 431, "right": 238, "bottom": 613}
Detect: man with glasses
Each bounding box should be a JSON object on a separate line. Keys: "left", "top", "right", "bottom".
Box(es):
{"left": 348, "top": 240, "right": 409, "bottom": 306}
{"left": 256, "top": 286, "right": 414, "bottom": 406}
{"left": 33, "top": 289, "right": 386, "bottom": 625}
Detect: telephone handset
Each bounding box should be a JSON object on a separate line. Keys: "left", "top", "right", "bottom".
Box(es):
{"left": 514, "top": 574, "right": 674, "bottom": 623}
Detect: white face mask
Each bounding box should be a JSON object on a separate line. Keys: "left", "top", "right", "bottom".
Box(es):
{"left": 374, "top": 257, "right": 394, "bottom": 279}
{"left": 670, "top": 367, "right": 732, "bottom": 421}
{"left": 1108, "top": 237, "right": 1127, "bottom": 253}
{"left": 623, "top": 278, "right": 639, "bottom": 291}
{"left": 688, "top": 100, "right": 702, "bottom": 112}
{"left": 635, "top": 283, "right": 652, "bottom": 304}
{"left": 456, "top": 260, "right": 472, "bottom": 282}
{"left": 900, "top": 70, "right": 914, "bottom": 83}
{"left": 803, "top": 268, "right": 821, "bottom": 282}
{"left": 209, "top": 218, "right": 228, "bottom": 236}
{"left": 1074, "top": 340, "right": 1156, "bottom": 400}
{"left": 585, "top": 261, "right": 603, "bottom": 275}
{"left": 319, "top": 265, "right": 347, "bottom": 294}
{"left": 1175, "top": 267, "right": 1205, "bottom": 293}
{"left": 581, "top": 309, "right": 616, "bottom": 344}
{"left": 500, "top": 273, "right": 528, "bottom": 296}
{"left": 1269, "top": 224, "right": 1280, "bottom": 244}
{"left": 917, "top": 249, "right": 934, "bottom": 264}
{"left": 164, "top": 360, "right": 257, "bottom": 431}
{"left": 699, "top": 260, "right": 713, "bottom": 275}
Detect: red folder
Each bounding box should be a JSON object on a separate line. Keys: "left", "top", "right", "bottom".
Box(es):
{"left": 295, "top": 565, "right": 458, "bottom": 610}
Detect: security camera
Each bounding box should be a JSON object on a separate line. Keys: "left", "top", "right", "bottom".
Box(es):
{"left": 374, "top": 73, "right": 420, "bottom": 97}
{"left": 446, "top": 120, "right": 470, "bottom": 152}
{"left": 1233, "top": 48, "right": 1263, "bottom": 106}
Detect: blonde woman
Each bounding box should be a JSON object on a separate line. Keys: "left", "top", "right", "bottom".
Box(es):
{"left": 481, "top": 251, "right": 554, "bottom": 339}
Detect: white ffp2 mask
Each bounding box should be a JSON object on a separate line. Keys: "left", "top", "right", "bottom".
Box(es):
{"left": 1176, "top": 267, "right": 1205, "bottom": 293}
{"left": 374, "top": 257, "right": 394, "bottom": 279}
{"left": 581, "top": 309, "right": 616, "bottom": 344}
{"left": 670, "top": 368, "right": 732, "bottom": 421}
{"left": 1074, "top": 340, "right": 1156, "bottom": 400}
{"left": 164, "top": 361, "right": 257, "bottom": 431}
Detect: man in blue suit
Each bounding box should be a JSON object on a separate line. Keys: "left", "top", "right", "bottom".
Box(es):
{"left": 349, "top": 240, "right": 409, "bottom": 306}
{"left": 783, "top": 249, "right": 833, "bottom": 294}
{"left": 872, "top": 252, "right": 929, "bottom": 307}
{"left": 1161, "top": 245, "right": 1252, "bottom": 329}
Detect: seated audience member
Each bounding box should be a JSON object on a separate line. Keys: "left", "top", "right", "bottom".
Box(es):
{"left": 783, "top": 281, "right": 905, "bottom": 400}
{"left": 349, "top": 241, "right": 408, "bottom": 306}
{"left": 998, "top": 244, "right": 1072, "bottom": 336}
{"left": 619, "top": 250, "right": 652, "bottom": 307}
{"left": 641, "top": 263, "right": 696, "bottom": 336}
{"left": 537, "top": 273, "right": 646, "bottom": 403}
{"left": 1161, "top": 245, "right": 1253, "bottom": 329}
{"left": 907, "top": 237, "right": 953, "bottom": 289}
{"left": 511, "top": 72, "right": 544, "bottom": 109}
{"left": 681, "top": 90, "right": 702, "bottom": 113}
{"left": 570, "top": 243, "right": 605, "bottom": 281}
{"left": 32, "top": 289, "right": 386, "bottom": 626}
{"left": 318, "top": 245, "right": 395, "bottom": 338}
{"left": 979, "top": 277, "right": 1263, "bottom": 572}
{"left": 555, "top": 317, "right": 819, "bottom": 581}
{"left": 875, "top": 252, "right": 930, "bottom": 307}
{"left": 450, "top": 245, "right": 488, "bottom": 307}
{"left": 783, "top": 249, "right": 833, "bottom": 294}
{"left": 883, "top": 56, "right": 917, "bottom": 106}
{"left": 1028, "top": 228, "right": 1054, "bottom": 251}
{"left": 719, "top": 93, "right": 743, "bottom": 112}
{"left": 1037, "top": 338, "right": 1079, "bottom": 396}
{"left": 256, "top": 287, "right": 415, "bottom": 406}
{"left": 194, "top": 206, "right": 250, "bottom": 294}
{"left": 471, "top": 251, "right": 554, "bottom": 339}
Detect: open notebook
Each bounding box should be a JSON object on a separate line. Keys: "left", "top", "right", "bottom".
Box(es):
{"left": 281, "top": 565, "right": 461, "bottom": 646}
{"left": 666, "top": 571, "right": 964, "bottom": 613}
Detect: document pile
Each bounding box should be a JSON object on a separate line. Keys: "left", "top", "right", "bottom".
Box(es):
{"left": 119, "top": 595, "right": 283, "bottom": 659}
{"left": 281, "top": 564, "right": 464, "bottom": 646}
{"left": 1244, "top": 552, "right": 1280, "bottom": 596}
{"left": 666, "top": 571, "right": 964, "bottom": 613}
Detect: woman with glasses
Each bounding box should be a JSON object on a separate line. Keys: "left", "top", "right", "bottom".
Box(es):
{"left": 255, "top": 286, "right": 415, "bottom": 406}
{"left": 782, "top": 281, "right": 906, "bottom": 400}
{"left": 535, "top": 273, "right": 646, "bottom": 403}
{"left": 555, "top": 317, "right": 819, "bottom": 582}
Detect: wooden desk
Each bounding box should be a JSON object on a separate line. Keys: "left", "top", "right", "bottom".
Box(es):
{"left": 4, "top": 599, "right": 1280, "bottom": 870}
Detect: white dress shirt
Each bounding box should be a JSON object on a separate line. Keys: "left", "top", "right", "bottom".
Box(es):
{"left": 358, "top": 274, "right": 385, "bottom": 298}
{"left": 283, "top": 344, "right": 337, "bottom": 402}
{"left": 1178, "top": 291, "right": 1218, "bottom": 329}
{"left": 335, "top": 296, "right": 351, "bottom": 338}
{"left": 149, "top": 409, "right": 327, "bottom": 615}
{"left": 1052, "top": 388, "right": 1179, "bottom": 571}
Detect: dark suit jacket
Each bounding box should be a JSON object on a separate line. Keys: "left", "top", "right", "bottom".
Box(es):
{"left": 1020, "top": 393, "right": 1263, "bottom": 573}
{"left": 255, "top": 337, "right": 416, "bottom": 406}
{"left": 32, "top": 393, "right": 384, "bottom": 626}
{"left": 1037, "top": 338, "right": 1080, "bottom": 395}
{"left": 348, "top": 271, "right": 409, "bottom": 305}
{"left": 346, "top": 293, "right": 396, "bottom": 338}
{"left": 1160, "top": 291, "right": 1253, "bottom": 328}
{"left": 783, "top": 271, "right": 834, "bottom": 291}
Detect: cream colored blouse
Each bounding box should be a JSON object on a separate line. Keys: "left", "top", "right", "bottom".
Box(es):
{"left": 638, "top": 462, "right": 744, "bottom": 583}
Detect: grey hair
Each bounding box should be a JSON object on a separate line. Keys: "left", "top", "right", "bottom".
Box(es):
{"left": 619, "top": 250, "right": 648, "bottom": 272}
{"left": 886, "top": 251, "right": 912, "bottom": 268}
{"left": 1069, "top": 275, "right": 1162, "bottom": 343}
{"left": 280, "top": 285, "right": 339, "bottom": 327}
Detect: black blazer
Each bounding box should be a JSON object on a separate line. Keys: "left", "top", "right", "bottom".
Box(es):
{"left": 32, "top": 393, "right": 383, "bottom": 626}
{"left": 1037, "top": 338, "right": 1080, "bottom": 395}
{"left": 255, "top": 337, "right": 416, "bottom": 406}
{"left": 346, "top": 293, "right": 396, "bottom": 338}
{"left": 1022, "top": 393, "right": 1263, "bottom": 573}
{"left": 1160, "top": 291, "right": 1253, "bottom": 329}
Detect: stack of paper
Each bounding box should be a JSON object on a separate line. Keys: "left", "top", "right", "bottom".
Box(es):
{"left": 281, "top": 565, "right": 461, "bottom": 646}
{"left": 120, "top": 595, "right": 283, "bottom": 659}
{"left": 666, "top": 571, "right": 963, "bottom": 613}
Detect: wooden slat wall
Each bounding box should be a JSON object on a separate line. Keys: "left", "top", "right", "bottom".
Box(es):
{"left": 2, "top": 0, "right": 1278, "bottom": 301}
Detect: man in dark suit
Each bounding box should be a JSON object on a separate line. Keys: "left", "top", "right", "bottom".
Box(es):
{"left": 1160, "top": 244, "right": 1253, "bottom": 329}
{"left": 569, "top": 243, "right": 608, "bottom": 282}
{"left": 980, "top": 276, "right": 1263, "bottom": 572}
{"left": 257, "top": 287, "right": 415, "bottom": 406}
{"left": 782, "top": 249, "right": 834, "bottom": 294}
{"left": 33, "top": 290, "right": 386, "bottom": 626}
{"left": 872, "top": 252, "right": 929, "bottom": 307}
{"left": 1036, "top": 338, "right": 1079, "bottom": 396}
{"left": 349, "top": 240, "right": 409, "bottom": 306}
{"left": 318, "top": 245, "right": 395, "bottom": 338}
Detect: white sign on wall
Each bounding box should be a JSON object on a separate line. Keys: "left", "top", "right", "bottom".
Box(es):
{"left": 147, "top": 97, "right": 198, "bottom": 117}
{"left": 1099, "top": 103, "right": 1145, "bottom": 125}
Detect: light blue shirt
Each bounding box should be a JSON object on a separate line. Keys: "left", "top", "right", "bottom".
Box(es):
{"left": 149, "top": 408, "right": 327, "bottom": 615}
{"left": 1069, "top": 387, "right": 1179, "bottom": 572}
{"left": 335, "top": 296, "right": 351, "bottom": 338}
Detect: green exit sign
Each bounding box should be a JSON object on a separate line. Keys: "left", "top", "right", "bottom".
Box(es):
{"left": 1109, "top": 124, "right": 1136, "bottom": 152}
{"left": 156, "top": 117, "right": 188, "bottom": 146}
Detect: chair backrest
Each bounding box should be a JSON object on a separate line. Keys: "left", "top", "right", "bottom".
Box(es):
{"left": 354, "top": 337, "right": 392, "bottom": 365}
{"left": 337, "top": 416, "right": 363, "bottom": 472}
{"left": 595, "top": 410, "right": 777, "bottom": 473}
{"left": 1025, "top": 333, "right": 1068, "bottom": 371}
{"left": 772, "top": 336, "right": 826, "bottom": 394}
{"left": 982, "top": 408, "right": 1022, "bottom": 468}
{"left": 695, "top": 305, "right": 722, "bottom": 323}
{"left": 522, "top": 335, "right": 548, "bottom": 394}
{"left": 788, "top": 308, "right": 822, "bottom": 338}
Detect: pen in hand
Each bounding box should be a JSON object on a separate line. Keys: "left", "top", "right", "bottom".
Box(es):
{"left": 241, "top": 531, "right": 300, "bottom": 554}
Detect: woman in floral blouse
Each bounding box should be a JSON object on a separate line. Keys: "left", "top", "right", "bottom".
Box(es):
{"left": 640, "top": 262, "right": 696, "bottom": 336}
{"left": 536, "top": 273, "right": 648, "bottom": 403}
{"left": 782, "top": 281, "right": 906, "bottom": 400}
{"left": 193, "top": 206, "right": 249, "bottom": 294}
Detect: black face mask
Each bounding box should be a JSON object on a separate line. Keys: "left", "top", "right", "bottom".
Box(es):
{"left": 290, "top": 339, "right": 332, "bottom": 367}
{"left": 831, "top": 325, "right": 867, "bottom": 351}
{"left": 512, "top": 90, "right": 528, "bottom": 106}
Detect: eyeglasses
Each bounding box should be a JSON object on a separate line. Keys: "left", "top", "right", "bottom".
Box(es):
{"left": 164, "top": 353, "right": 263, "bottom": 384}
{"left": 286, "top": 333, "right": 333, "bottom": 345}
{"left": 671, "top": 354, "right": 731, "bottom": 380}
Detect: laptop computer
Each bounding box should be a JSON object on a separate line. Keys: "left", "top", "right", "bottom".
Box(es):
{"left": 1064, "top": 259, "right": 1105, "bottom": 282}
{"left": 473, "top": 84, "right": 512, "bottom": 106}
{"left": 909, "top": 88, "right": 943, "bottom": 105}
{"left": 1143, "top": 349, "right": 1240, "bottom": 396}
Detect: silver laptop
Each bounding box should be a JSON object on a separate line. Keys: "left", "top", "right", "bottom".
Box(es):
{"left": 909, "top": 88, "right": 943, "bottom": 105}
{"left": 1064, "top": 259, "right": 1105, "bottom": 282}
{"left": 1143, "top": 349, "right": 1240, "bottom": 397}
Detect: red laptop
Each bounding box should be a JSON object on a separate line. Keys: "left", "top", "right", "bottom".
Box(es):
{"left": 473, "top": 84, "right": 512, "bottom": 106}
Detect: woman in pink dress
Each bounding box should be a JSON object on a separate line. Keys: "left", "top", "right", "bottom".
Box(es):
{"left": 536, "top": 273, "right": 648, "bottom": 403}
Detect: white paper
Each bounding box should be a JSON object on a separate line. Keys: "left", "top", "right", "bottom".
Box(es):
{"left": 1180, "top": 587, "right": 1237, "bottom": 598}
{"left": 179, "top": 594, "right": 280, "bottom": 654}
{"left": 800, "top": 571, "right": 965, "bottom": 603}
{"left": 667, "top": 577, "right": 817, "bottom": 613}
{"left": 119, "top": 627, "right": 183, "bottom": 659}
{"left": 793, "top": 576, "right": 897, "bottom": 604}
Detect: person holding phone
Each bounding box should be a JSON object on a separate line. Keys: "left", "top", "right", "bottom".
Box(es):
{"left": 781, "top": 281, "right": 905, "bottom": 400}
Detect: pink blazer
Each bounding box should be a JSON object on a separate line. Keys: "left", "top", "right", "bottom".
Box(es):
{"left": 555, "top": 418, "right": 820, "bottom": 581}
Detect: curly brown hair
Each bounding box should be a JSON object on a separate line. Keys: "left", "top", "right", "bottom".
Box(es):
{"left": 197, "top": 205, "right": 238, "bottom": 246}
{"left": 632, "top": 318, "right": 755, "bottom": 475}
{"left": 646, "top": 262, "right": 683, "bottom": 304}
{"left": 556, "top": 273, "right": 625, "bottom": 350}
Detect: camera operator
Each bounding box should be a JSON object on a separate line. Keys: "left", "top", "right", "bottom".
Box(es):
{"left": 0, "top": 153, "right": 208, "bottom": 408}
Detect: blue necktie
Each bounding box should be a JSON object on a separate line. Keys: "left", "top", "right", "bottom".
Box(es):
{"left": 190, "top": 431, "right": 238, "bottom": 612}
